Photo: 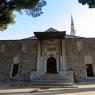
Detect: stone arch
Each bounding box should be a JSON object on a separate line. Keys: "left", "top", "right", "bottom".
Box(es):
{"left": 85, "top": 55, "right": 92, "bottom": 64}
{"left": 0, "top": 44, "right": 6, "bottom": 53}
{"left": 47, "top": 57, "right": 57, "bottom": 73}
{"left": 11, "top": 55, "right": 20, "bottom": 78}
{"left": 22, "top": 43, "right": 27, "bottom": 53}
{"left": 77, "top": 41, "right": 82, "bottom": 51}
{"left": 13, "top": 55, "right": 20, "bottom": 64}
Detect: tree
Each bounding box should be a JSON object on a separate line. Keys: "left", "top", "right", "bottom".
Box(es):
{"left": 78, "top": 0, "right": 95, "bottom": 8}
{"left": 0, "top": 0, "right": 46, "bottom": 31}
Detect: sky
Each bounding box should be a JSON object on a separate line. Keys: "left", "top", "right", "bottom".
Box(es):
{"left": 0, "top": 0, "right": 95, "bottom": 39}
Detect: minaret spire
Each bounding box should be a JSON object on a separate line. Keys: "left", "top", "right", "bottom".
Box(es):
{"left": 70, "top": 15, "right": 76, "bottom": 36}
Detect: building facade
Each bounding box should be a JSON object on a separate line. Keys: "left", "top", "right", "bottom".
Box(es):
{"left": 0, "top": 28, "right": 95, "bottom": 83}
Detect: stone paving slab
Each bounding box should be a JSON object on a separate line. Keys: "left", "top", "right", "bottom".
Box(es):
{"left": 0, "top": 82, "right": 95, "bottom": 95}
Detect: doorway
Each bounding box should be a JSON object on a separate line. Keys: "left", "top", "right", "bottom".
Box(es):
{"left": 47, "top": 57, "right": 57, "bottom": 73}
{"left": 86, "top": 64, "right": 94, "bottom": 77}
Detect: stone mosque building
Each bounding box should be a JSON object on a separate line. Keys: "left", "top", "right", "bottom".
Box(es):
{"left": 0, "top": 16, "right": 95, "bottom": 83}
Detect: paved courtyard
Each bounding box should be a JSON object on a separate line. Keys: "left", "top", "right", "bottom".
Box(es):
{"left": 0, "top": 82, "right": 95, "bottom": 95}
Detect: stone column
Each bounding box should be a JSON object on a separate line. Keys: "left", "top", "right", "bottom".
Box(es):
{"left": 37, "top": 40, "right": 42, "bottom": 72}
{"left": 60, "top": 40, "right": 66, "bottom": 71}
{"left": 59, "top": 40, "right": 62, "bottom": 71}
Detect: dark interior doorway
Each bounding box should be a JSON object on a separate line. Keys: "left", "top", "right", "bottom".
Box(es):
{"left": 11, "top": 64, "right": 19, "bottom": 77}
{"left": 47, "top": 57, "right": 57, "bottom": 73}
{"left": 86, "top": 64, "right": 94, "bottom": 77}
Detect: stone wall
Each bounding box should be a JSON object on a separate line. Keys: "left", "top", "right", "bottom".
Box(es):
{"left": 1, "top": 37, "right": 95, "bottom": 82}
{"left": 0, "top": 39, "right": 38, "bottom": 81}
{"left": 65, "top": 38, "right": 95, "bottom": 82}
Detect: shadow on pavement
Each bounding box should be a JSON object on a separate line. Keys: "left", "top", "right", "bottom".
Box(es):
{"left": 0, "top": 87, "right": 95, "bottom": 94}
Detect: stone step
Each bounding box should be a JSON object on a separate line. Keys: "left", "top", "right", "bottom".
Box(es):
{"left": 31, "top": 74, "right": 69, "bottom": 83}
{"left": 37, "top": 74, "right": 64, "bottom": 80}
{"left": 87, "top": 78, "right": 95, "bottom": 82}
{"left": 30, "top": 74, "right": 75, "bottom": 87}
{"left": 30, "top": 82, "right": 75, "bottom": 88}
{"left": 32, "top": 80, "right": 64, "bottom": 83}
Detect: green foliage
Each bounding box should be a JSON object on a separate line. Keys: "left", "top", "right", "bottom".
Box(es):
{"left": 0, "top": 10, "right": 15, "bottom": 31}
{"left": 15, "top": 0, "right": 40, "bottom": 9}
{"left": 0, "top": 0, "right": 46, "bottom": 31}
{"left": 78, "top": 0, "right": 95, "bottom": 8}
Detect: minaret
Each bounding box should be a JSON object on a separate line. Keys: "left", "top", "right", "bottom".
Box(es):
{"left": 70, "top": 15, "right": 76, "bottom": 36}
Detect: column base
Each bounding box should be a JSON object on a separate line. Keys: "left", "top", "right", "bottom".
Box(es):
{"left": 59, "top": 71, "right": 74, "bottom": 83}
{"left": 30, "top": 71, "right": 45, "bottom": 81}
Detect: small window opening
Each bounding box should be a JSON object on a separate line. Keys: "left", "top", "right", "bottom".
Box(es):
{"left": 86, "top": 64, "right": 94, "bottom": 77}
{"left": 11, "top": 64, "right": 19, "bottom": 77}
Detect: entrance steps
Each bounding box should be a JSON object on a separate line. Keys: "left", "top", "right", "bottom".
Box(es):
{"left": 87, "top": 77, "right": 95, "bottom": 82}
{"left": 33, "top": 74, "right": 65, "bottom": 82}
{"left": 30, "top": 74, "right": 74, "bottom": 87}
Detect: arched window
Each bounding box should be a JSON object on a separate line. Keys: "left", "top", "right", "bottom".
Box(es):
{"left": 11, "top": 56, "right": 20, "bottom": 77}
{"left": 77, "top": 42, "right": 82, "bottom": 51}
{"left": 22, "top": 43, "right": 27, "bottom": 53}
{"left": 85, "top": 55, "right": 92, "bottom": 64}
{"left": 13, "top": 56, "right": 20, "bottom": 64}
{"left": 0, "top": 44, "right": 6, "bottom": 53}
